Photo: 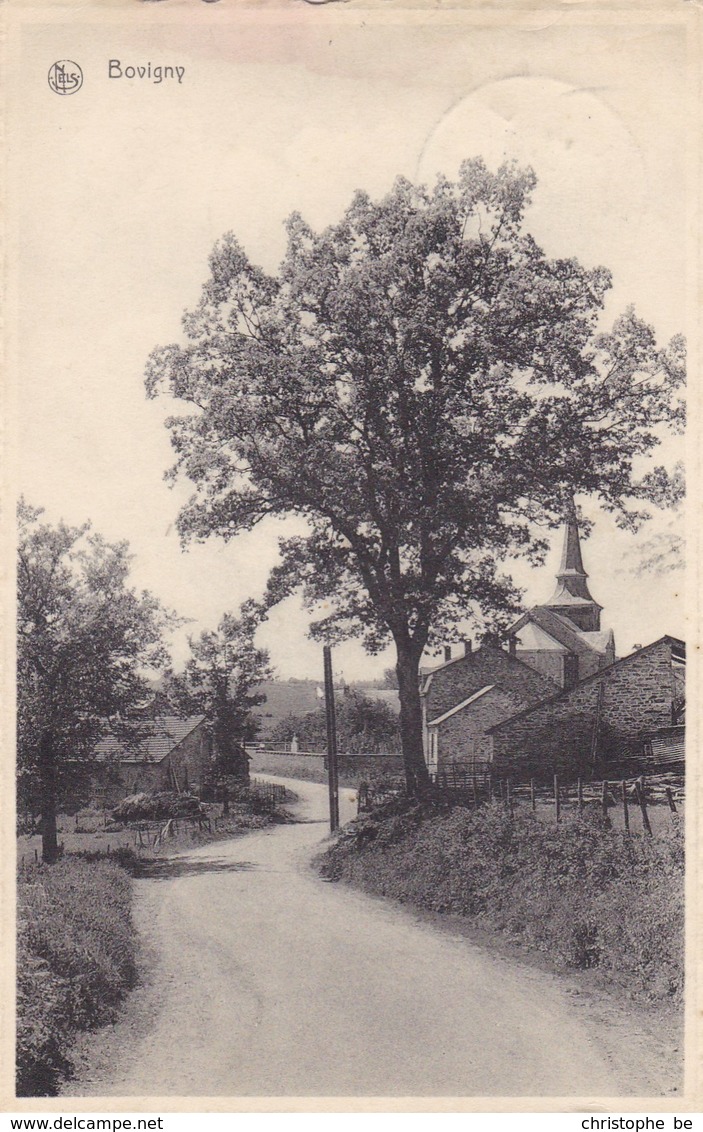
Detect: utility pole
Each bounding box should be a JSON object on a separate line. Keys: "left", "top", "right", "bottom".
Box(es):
{"left": 323, "top": 645, "right": 340, "bottom": 832}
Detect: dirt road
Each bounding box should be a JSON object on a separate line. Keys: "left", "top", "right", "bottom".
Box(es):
{"left": 68, "top": 779, "right": 675, "bottom": 1098}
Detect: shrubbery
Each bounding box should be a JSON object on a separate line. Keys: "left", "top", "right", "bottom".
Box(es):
{"left": 320, "top": 801, "right": 684, "bottom": 1000}
{"left": 17, "top": 857, "right": 138, "bottom": 1096}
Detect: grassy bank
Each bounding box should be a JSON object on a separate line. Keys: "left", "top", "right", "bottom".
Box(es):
{"left": 17, "top": 791, "right": 296, "bottom": 1096}
{"left": 319, "top": 800, "right": 684, "bottom": 1002}
{"left": 17, "top": 857, "right": 137, "bottom": 1096}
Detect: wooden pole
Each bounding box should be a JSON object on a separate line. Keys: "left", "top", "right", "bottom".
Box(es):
{"left": 601, "top": 779, "right": 609, "bottom": 822}
{"left": 506, "top": 778, "right": 513, "bottom": 818}
{"left": 577, "top": 777, "right": 584, "bottom": 814}
{"left": 554, "top": 774, "right": 561, "bottom": 823}
{"left": 323, "top": 645, "right": 340, "bottom": 832}
{"left": 621, "top": 780, "right": 630, "bottom": 834}
{"left": 530, "top": 778, "right": 536, "bottom": 812}
{"left": 635, "top": 778, "right": 653, "bottom": 837}
{"left": 665, "top": 787, "right": 678, "bottom": 814}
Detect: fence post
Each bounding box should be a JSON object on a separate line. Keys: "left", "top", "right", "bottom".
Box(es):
{"left": 577, "top": 777, "right": 584, "bottom": 814}
{"left": 554, "top": 774, "right": 561, "bottom": 824}
{"left": 530, "top": 778, "right": 536, "bottom": 812}
{"left": 621, "top": 780, "right": 629, "bottom": 834}
{"left": 635, "top": 778, "right": 653, "bottom": 837}
{"left": 506, "top": 778, "right": 514, "bottom": 818}
{"left": 665, "top": 787, "right": 678, "bottom": 814}
{"left": 601, "top": 780, "right": 609, "bottom": 822}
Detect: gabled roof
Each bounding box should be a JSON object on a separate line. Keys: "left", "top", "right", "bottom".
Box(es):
{"left": 428, "top": 685, "right": 496, "bottom": 727}
{"left": 420, "top": 641, "right": 556, "bottom": 697}
{"left": 509, "top": 605, "right": 611, "bottom": 658}
{"left": 487, "top": 636, "right": 685, "bottom": 736}
{"left": 94, "top": 715, "right": 205, "bottom": 764}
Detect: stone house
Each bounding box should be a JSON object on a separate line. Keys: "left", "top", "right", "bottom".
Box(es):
{"left": 486, "top": 636, "right": 685, "bottom": 778}
{"left": 420, "top": 642, "right": 557, "bottom": 776}
{"left": 91, "top": 715, "right": 212, "bottom": 807}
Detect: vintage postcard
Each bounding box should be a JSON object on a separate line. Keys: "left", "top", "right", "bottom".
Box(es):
{"left": 2, "top": 0, "right": 700, "bottom": 1114}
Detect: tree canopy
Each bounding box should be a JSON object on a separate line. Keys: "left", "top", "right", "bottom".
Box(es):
{"left": 17, "top": 500, "right": 172, "bottom": 859}
{"left": 163, "top": 607, "right": 271, "bottom": 779}
{"left": 146, "top": 159, "right": 685, "bottom": 788}
{"left": 272, "top": 688, "right": 400, "bottom": 754}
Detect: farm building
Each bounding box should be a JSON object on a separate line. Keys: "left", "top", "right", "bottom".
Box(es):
{"left": 91, "top": 715, "right": 212, "bottom": 806}
{"left": 486, "top": 635, "right": 685, "bottom": 778}
{"left": 420, "top": 642, "right": 557, "bottom": 776}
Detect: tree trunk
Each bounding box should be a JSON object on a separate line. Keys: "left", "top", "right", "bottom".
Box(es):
{"left": 395, "top": 643, "right": 430, "bottom": 796}
{"left": 39, "top": 730, "right": 59, "bottom": 864}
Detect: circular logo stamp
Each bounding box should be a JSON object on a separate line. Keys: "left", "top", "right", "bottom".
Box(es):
{"left": 48, "top": 60, "right": 83, "bottom": 96}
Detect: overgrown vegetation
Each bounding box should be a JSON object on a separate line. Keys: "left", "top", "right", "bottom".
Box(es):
{"left": 319, "top": 801, "right": 684, "bottom": 1002}
{"left": 17, "top": 857, "right": 138, "bottom": 1096}
{"left": 271, "top": 689, "right": 400, "bottom": 753}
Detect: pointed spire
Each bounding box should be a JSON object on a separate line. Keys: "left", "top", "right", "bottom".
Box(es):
{"left": 558, "top": 499, "right": 586, "bottom": 579}
{"left": 545, "top": 500, "right": 602, "bottom": 631}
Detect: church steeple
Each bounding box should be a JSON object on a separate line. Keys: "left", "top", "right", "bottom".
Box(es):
{"left": 544, "top": 502, "right": 602, "bottom": 632}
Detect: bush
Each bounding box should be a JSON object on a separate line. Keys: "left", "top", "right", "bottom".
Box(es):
{"left": 17, "top": 857, "right": 138, "bottom": 1096}
{"left": 319, "top": 803, "right": 684, "bottom": 1000}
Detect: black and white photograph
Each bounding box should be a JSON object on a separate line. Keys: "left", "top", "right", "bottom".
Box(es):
{"left": 3, "top": 0, "right": 698, "bottom": 1111}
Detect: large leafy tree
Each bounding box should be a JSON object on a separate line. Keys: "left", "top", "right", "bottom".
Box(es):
{"left": 17, "top": 501, "right": 172, "bottom": 862}
{"left": 164, "top": 608, "right": 271, "bottom": 781}
{"left": 146, "top": 160, "right": 684, "bottom": 792}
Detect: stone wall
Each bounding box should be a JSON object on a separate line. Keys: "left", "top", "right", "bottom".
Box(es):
{"left": 166, "top": 725, "right": 213, "bottom": 791}
{"left": 423, "top": 644, "right": 558, "bottom": 725}
{"left": 490, "top": 638, "right": 678, "bottom": 777}
{"left": 433, "top": 687, "right": 525, "bottom": 768}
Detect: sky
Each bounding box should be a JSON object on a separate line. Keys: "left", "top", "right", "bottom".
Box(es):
{"left": 12, "top": 10, "right": 689, "bottom": 681}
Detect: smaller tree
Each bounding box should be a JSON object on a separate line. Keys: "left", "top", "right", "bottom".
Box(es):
{"left": 164, "top": 606, "right": 272, "bottom": 782}
{"left": 17, "top": 501, "right": 173, "bottom": 863}
{"left": 272, "top": 689, "right": 400, "bottom": 753}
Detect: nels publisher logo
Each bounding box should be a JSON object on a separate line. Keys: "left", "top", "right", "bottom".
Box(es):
{"left": 48, "top": 60, "right": 83, "bottom": 96}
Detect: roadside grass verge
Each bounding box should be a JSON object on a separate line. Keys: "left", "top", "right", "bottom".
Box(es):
{"left": 249, "top": 750, "right": 362, "bottom": 788}
{"left": 16, "top": 790, "right": 297, "bottom": 1096}
{"left": 318, "top": 800, "right": 684, "bottom": 1002}
{"left": 17, "top": 857, "right": 137, "bottom": 1097}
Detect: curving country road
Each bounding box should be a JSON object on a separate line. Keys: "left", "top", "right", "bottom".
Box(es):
{"left": 68, "top": 778, "right": 674, "bottom": 1098}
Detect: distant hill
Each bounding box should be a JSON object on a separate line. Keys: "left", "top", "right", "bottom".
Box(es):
{"left": 252, "top": 680, "right": 399, "bottom": 740}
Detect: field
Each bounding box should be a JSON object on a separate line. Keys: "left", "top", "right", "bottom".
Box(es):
{"left": 17, "top": 794, "right": 294, "bottom": 869}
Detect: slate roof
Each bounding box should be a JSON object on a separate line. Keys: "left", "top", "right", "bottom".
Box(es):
{"left": 428, "top": 685, "right": 496, "bottom": 727}
{"left": 486, "top": 636, "right": 684, "bottom": 736}
{"left": 94, "top": 715, "right": 205, "bottom": 764}
{"left": 510, "top": 605, "right": 613, "bottom": 659}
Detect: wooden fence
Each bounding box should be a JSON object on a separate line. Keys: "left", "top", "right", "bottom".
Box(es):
{"left": 357, "top": 764, "right": 683, "bottom": 836}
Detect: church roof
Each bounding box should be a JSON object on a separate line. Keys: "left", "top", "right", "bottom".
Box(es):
{"left": 510, "top": 605, "right": 612, "bottom": 658}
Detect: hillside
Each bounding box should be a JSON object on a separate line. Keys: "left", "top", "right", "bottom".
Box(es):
{"left": 252, "top": 680, "right": 399, "bottom": 740}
